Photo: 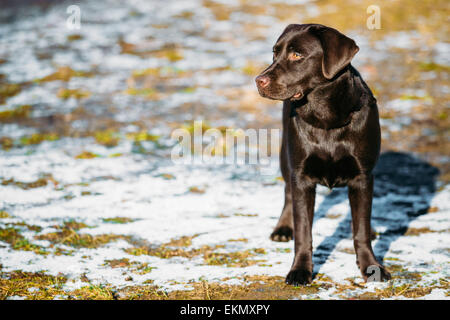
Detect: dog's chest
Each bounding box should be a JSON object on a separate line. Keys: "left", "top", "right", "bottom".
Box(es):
{"left": 290, "top": 117, "right": 360, "bottom": 188}
{"left": 302, "top": 151, "right": 359, "bottom": 188}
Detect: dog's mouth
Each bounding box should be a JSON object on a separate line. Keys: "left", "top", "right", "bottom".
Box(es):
{"left": 257, "top": 84, "right": 304, "bottom": 101}
{"left": 259, "top": 91, "right": 304, "bottom": 101}
{"left": 290, "top": 91, "right": 303, "bottom": 101}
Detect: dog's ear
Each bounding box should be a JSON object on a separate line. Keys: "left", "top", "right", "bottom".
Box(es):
{"left": 313, "top": 26, "right": 359, "bottom": 79}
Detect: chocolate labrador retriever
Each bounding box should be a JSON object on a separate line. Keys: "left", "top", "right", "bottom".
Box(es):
{"left": 255, "top": 24, "right": 391, "bottom": 285}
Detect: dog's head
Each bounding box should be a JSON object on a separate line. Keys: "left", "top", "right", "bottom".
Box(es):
{"left": 255, "top": 24, "right": 359, "bottom": 101}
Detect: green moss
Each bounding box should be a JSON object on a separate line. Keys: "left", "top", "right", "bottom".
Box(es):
{"left": 123, "top": 87, "right": 158, "bottom": 99}
{"left": 103, "top": 258, "right": 156, "bottom": 275}
{"left": 60, "top": 220, "right": 90, "bottom": 230}
{"left": 180, "top": 87, "right": 196, "bottom": 93}
{"left": 0, "top": 211, "right": 10, "bottom": 218}
{"left": 94, "top": 130, "right": 120, "bottom": 147}
{"left": 228, "top": 238, "right": 248, "bottom": 243}
{"left": 19, "top": 133, "right": 59, "bottom": 146}
{"left": 188, "top": 186, "right": 205, "bottom": 194}
{"left": 108, "top": 153, "right": 123, "bottom": 158}
{"left": 116, "top": 275, "right": 321, "bottom": 300}
{"left": 0, "top": 271, "right": 67, "bottom": 300}
{"left": 2, "top": 174, "right": 58, "bottom": 190}
{"left": 75, "top": 151, "right": 100, "bottom": 159}
{"left": 157, "top": 173, "right": 176, "bottom": 180}
{"left": 8, "top": 221, "right": 42, "bottom": 232}
{"left": 399, "top": 94, "right": 432, "bottom": 101}
{"left": 132, "top": 68, "right": 160, "bottom": 77}
{"left": 203, "top": 248, "right": 266, "bottom": 267}
{"left": 126, "top": 131, "right": 160, "bottom": 142}
{"left": 182, "top": 121, "right": 211, "bottom": 135}
{"left": 35, "top": 66, "right": 92, "bottom": 83}
{"left": 418, "top": 62, "right": 450, "bottom": 73}
{"left": 123, "top": 236, "right": 267, "bottom": 268}
{"left": 104, "top": 258, "right": 131, "bottom": 268}
{"left": 131, "top": 66, "right": 186, "bottom": 79}
{"left": 35, "top": 227, "right": 128, "bottom": 249}
{"left": 0, "top": 133, "right": 59, "bottom": 150}
{"left": 102, "top": 217, "right": 135, "bottom": 224}
{"left": 67, "top": 34, "right": 83, "bottom": 42}
{"left": 57, "top": 88, "right": 91, "bottom": 100}
{"left": 0, "top": 105, "right": 32, "bottom": 122}
{"left": 70, "top": 285, "right": 115, "bottom": 300}
{"left": 0, "top": 227, "right": 47, "bottom": 255}
{"left": 241, "top": 61, "right": 264, "bottom": 76}
{"left": 124, "top": 235, "right": 219, "bottom": 259}
{"left": 404, "top": 227, "right": 441, "bottom": 236}
{"left": 356, "top": 282, "right": 444, "bottom": 299}
{"left": 0, "top": 83, "right": 21, "bottom": 104}
{"left": 0, "top": 137, "right": 13, "bottom": 150}
{"left": 234, "top": 213, "right": 258, "bottom": 217}
{"left": 158, "top": 48, "right": 183, "bottom": 62}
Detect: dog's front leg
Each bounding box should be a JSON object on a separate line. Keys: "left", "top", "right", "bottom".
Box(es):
{"left": 348, "top": 174, "right": 391, "bottom": 282}
{"left": 285, "top": 174, "right": 316, "bottom": 286}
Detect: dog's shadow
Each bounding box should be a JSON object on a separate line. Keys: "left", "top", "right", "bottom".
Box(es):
{"left": 311, "top": 151, "right": 439, "bottom": 276}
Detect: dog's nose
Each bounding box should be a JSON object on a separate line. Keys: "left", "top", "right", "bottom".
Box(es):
{"left": 255, "top": 75, "right": 270, "bottom": 88}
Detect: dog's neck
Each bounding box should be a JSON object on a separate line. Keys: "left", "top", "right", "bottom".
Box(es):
{"left": 291, "top": 65, "right": 371, "bottom": 129}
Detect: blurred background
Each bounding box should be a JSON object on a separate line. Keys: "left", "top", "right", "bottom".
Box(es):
{"left": 0, "top": 0, "right": 448, "bottom": 178}
{"left": 0, "top": 0, "right": 449, "bottom": 300}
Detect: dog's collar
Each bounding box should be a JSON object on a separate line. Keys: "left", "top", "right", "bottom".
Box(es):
{"left": 289, "top": 96, "right": 308, "bottom": 117}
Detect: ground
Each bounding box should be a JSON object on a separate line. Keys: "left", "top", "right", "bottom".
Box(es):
{"left": 0, "top": 0, "right": 449, "bottom": 300}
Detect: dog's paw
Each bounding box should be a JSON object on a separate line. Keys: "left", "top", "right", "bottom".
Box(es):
{"left": 362, "top": 264, "right": 391, "bottom": 282}
{"left": 270, "top": 226, "right": 293, "bottom": 242}
{"left": 285, "top": 268, "right": 313, "bottom": 286}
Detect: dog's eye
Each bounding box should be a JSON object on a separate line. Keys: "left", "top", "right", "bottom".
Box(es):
{"left": 289, "top": 52, "right": 303, "bottom": 61}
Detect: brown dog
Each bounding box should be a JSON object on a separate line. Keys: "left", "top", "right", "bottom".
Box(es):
{"left": 255, "top": 24, "right": 391, "bottom": 285}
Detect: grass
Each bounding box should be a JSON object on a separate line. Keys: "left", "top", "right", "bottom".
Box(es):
{"left": 0, "top": 137, "right": 13, "bottom": 150}
{"left": 57, "top": 88, "right": 91, "bottom": 100}
{"left": 94, "top": 130, "right": 120, "bottom": 147}
{"left": 103, "top": 258, "right": 156, "bottom": 275}
{"left": 0, "top": 211, "right": 10, "bottom": 219}
{"left": 0, "top": 271, "right": 67, "bottom": 300}
{"left": 0, "top": 265, "right": 447, "bottom": 300}
{"left": 0, "top": 227, "right": 47, "bottom": 255}
{"left": 102, "top": 217, "right": 135, "bottom": 224}
{"left": 75, "top": 151, "right": 100, "bottom": 159}
{"left": 0, "top": 83, "right": 21, "bottom": 104}
{"left": 70, "top": 285, "right": 115, "bottom": 300}
{"left": 35, "top": 226, "right": 128, "bottom": 249}
{"left": 126, "top": 131, "right": 160, "bottom": 142}
{"left": 123, "top": 87, "right": 159, "bottom": 99}
{"left": 0, "top": 105, "right": 32, "bottom": 122}
{"left": 1, "top": 174, "right": 58, "bottom": 189}
{"left": 67, "top": 34, "right": 83, "bottom": 42}
{"left": 0, "top": 133, "right": 59, "bottom": 150}
{"left": 404, "top": 227, "right": 448, "bottom": 236}
{"left": 35, "top": 66, "right": 92, "bottom": 83}
{"left": 114, "top": 275, "right": 322, "bottom": 300}
{"left": 20, "top": 133, "right": 59, "bottom": 145}
{"left": 203, "top": 248, "right": 266, "bottom": 267}
{"left": 123, "top": 235, "right": 267, "bottom": 267}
